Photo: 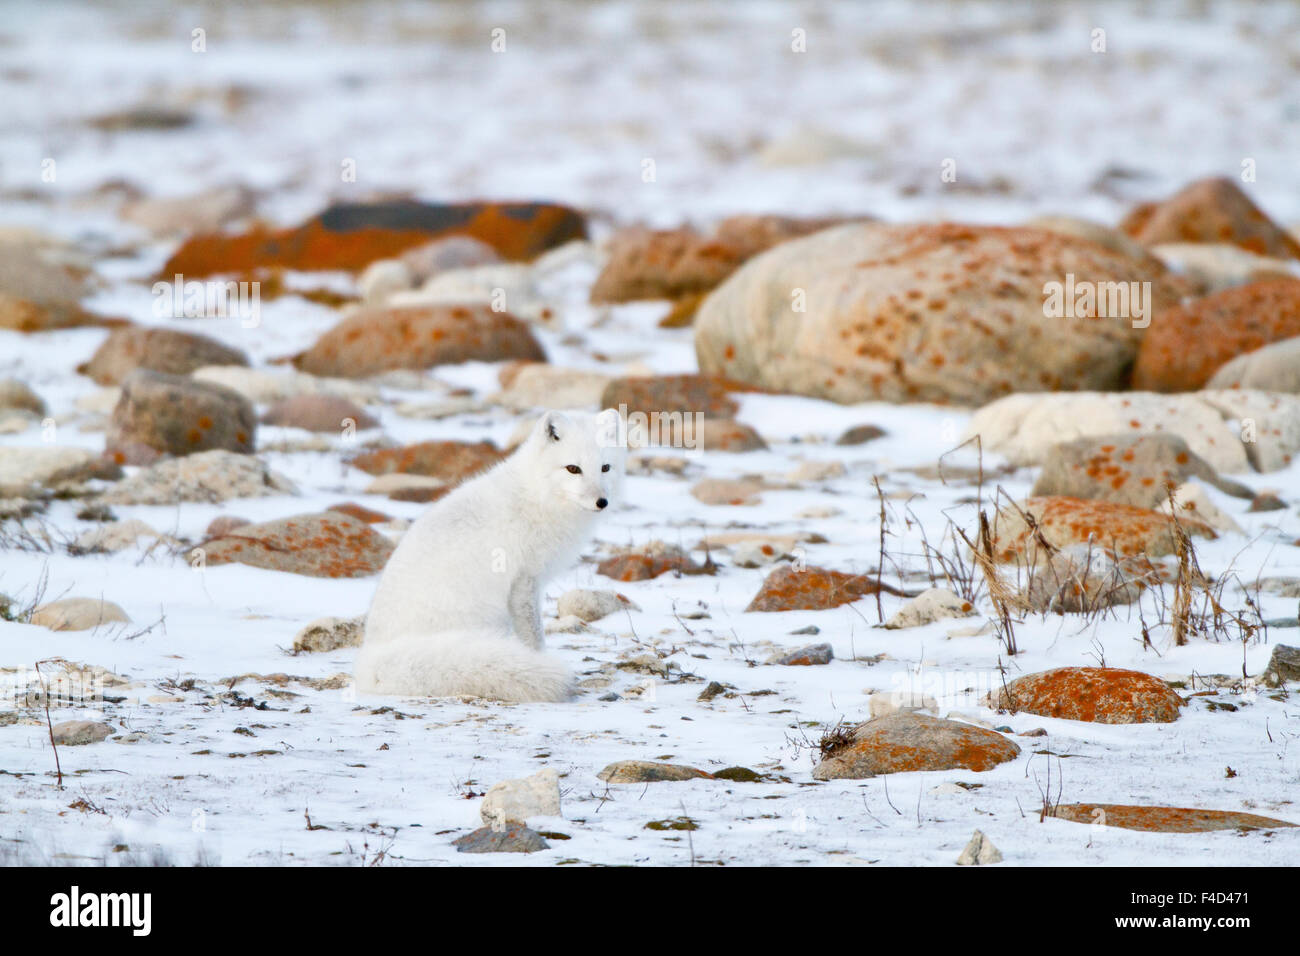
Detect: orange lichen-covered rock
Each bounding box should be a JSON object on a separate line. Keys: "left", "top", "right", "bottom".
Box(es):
{"left": 591, "top": 215, "right": 850, "bottom": 305}
{"left": 78, "top": 327, "right": 249, "bottom": 386}
{"left": 293, "top": 304, "right": 545, "bottom": 378}
{"left": 161, "top": 200, "right": 588, "bottom": 278}
{"left": 107, "top": 370, "right": 256, "bottom": 465}
{"left": 601, "top": 373, "right": 742, "bottom": 419}
{"left": 991, "top": 666, "right": 1184, "bottom": 723}
{"left": 1050, "top": 804, "right": 1296, "bottom": 833}
{"left": 1119, "top": 177, "right": 1300, "bottom": 260}
{"left": 1132, "top": 278, "right": 1300, "bottom": 392}
{"left": 991, "top": 496, "right": 1214, "bottom": 562}
{"left": 597, "top": 544, "right": 708, "bottom": 582}
{"left": 745, "top": 564, "right": 907, "bottom": 612}
{"left": 200, "top": 511, "right": 395, "bottom": 578}
{"left": 347, "top": 440, "right": 503, "bottom": 484}
{"left": 695, "top": 222, "right": 1182, "bottom": 405}
{"left": 812, "top": 713, "right": 1021, "bottom": 779}
{"left": 1031, "top": 433, "right": 1244, "bottom": 509}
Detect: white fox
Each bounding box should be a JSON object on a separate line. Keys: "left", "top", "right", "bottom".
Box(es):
{"left": 356, "top": 409, "right": 624, "bottom": 702}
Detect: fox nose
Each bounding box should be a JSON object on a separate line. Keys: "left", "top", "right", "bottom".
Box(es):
{"left": 596, "top": 497, "right": 608, "bottom": 510}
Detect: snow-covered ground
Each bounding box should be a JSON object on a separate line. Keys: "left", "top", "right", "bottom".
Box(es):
{"left": 1, "top": 0, "right": 1298, "bottom": 866}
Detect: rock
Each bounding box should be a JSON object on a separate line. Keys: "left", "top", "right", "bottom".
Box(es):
{"left": 452, "top": 823, "right": 550, "bottom": 854}
{"left": 990, "top": 496, "right": 1214, "bottom": 562}
{"left": 364, "top": 474, "right": 448, "bottom": 500}
{"left": 73, "top": 519, "right": 175, "bottom": 554}
{"left": 50, "top": 721, "right": 114, "bottom": 746}
{"left": 493, "top": 364, "right": 612, "bottom": 411}
{"left": 120, "top": 184, "right": 256, "bottom": 236}
{"left": 700, "top": 419, "right": 767, "bottom": 452}
{"left": 400, "top": 236, "right": 501, "bottom": 284}
{"left": 757, "top": 127, "right": 868, "bottom": 166}
{"left": 199, "top": 511, "right": 395, "bottom": 578}
{"left": 697, "top": 682, "right": 728, "bottom": 702}
{"left": 348, "top": 440, "right": 504, "bottom": 484}
{"left": 868, "top": 691, "right": 938, "bottom": 719}
{"left": 0, "top": 380, "right": 46, "bottom": 415}
{"left": 1157, "top": 481, "right": 1243, "bottom": 535}
{"left": 691, "top": 478, "right": 763, "bottom": 506}
{"left": 1119, "top": 177, "right": 1300, "bottom": 259}
{"left": 730, "top": 541, "right": 787, "bottom": 568}
{"left": 812, "top": 713, "right": 1020, "bottom": 779}
{"left": 206, "top": 515, "right": 250, "bottom": 537}
{"left": 1196, "top": 389, "right": 1300, "bottom": 472}
{"left": 546, "top": 615, "right": 589, "bottom": 635}
{"left": 956, "top": 829, "right": 1003, "bottom": 865}
{"left": 0, "top": 447, "right": 107, "bottom": 497}
{"left": 293, "top": 304, "right": 545, "bottom": 378}
{"left": 191, "top": 366, "right": 380, "bottom": 405}
{"left": 1018, "top": 546, "right": 1149, "bottom": 614}
{"left": 0, "top": 240, "right": 120, "bottom": 332}
{"left": 884, "top": 588, "right": 975, "bottom": 629}
{"left": 1133, "top": 278, "right": 1300, "bottom": 392}
{"left": 106, "top": 370, "right": 256, "bottom": 463}
{"left": 555, "top": 589, "right": 638, "bottom": 623}
{"left": 99, "top": 449, "right": 295, "bottom": 505}
{"left": 1050, "top": 804, "right": 1296, "bottom": 833}
{"left": 836, "top": 424, "right": 886, "bottom": 446}
{"left": 788, "top": 460, "right": 845, "bottom": 483}
{"left": 479, "top": 768, "right": 561, "bottom": 825}
{"left": 601, "top": 374, "right": 741, "bottom": 420}
{"left": 1248, "top": 491, "right": 1287, "bottom": 512}
{"left": 161, "top": 200, "right": 588, "bottom": 277}
{"left": 1031, "top": 433, "right": 1249, "bottom": 509}
{"left": 766, "top": 642, "right": 833, "bottom": 665}
{"left": 402, "top": 263, "right": 556, "bottom": 326}
{"left": 965, "top": 391, "right": 1298, "bottom": 474}
{"left": 79, "top": 327, "right": 249, "bottom": 386}
{"left": 292, "top": 616, "right": 365, "bottom": 653}
{"left": 262, "top": 395, "right": 379, "bottom": 433}
{"left": 358, "top": 259, "right": 414, "bottom": 304}
{"left": 326, "top": 503, "right": 391, "bottom": 524}
{"left": 30, "top": 598, "right": 131, "bottom": 632}
{"left": 695, "top": 222, "right": 1181, "bottom": 405}
{"left": 89, "top": 105, "right": 193, "bottom": 131}
{"left": 1263, "top": 645, "right": 1300, "bottom": 687}
{"left": 591, "top": 227, "right": 746, "bottom": 303}
{"left": 1024, "top": 214, "right": 1164, "bottom": 265}
{"left": 990, "top": 666, "right": 1184, "bottom": 723}
{"left": 746, "top": 565, "right": 906, "bottom": 612}
{"left": 597, "top": 544, "right": 709, "bottom": 582}
{"left": 1208, "top": 335, "right": 1300, "bottom": 393}
{"left": 1150, "top": 242, "right": 1296, "bottom": 293}
{"left": 597, "top": 761, "right": 711, "bottom": 783}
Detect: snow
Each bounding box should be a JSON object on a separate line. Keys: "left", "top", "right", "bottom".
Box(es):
{"left": 1, "top": 0, "right": 1298, "bottom": 866}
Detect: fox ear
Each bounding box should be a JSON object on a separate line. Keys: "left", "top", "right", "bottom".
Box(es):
{"left": 538, "top": 411, "right": 565, "bottom": 442}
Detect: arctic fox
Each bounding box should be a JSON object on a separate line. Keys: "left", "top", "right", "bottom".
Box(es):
{"left": 356, "top": 409, "right": 624, "bottom": 702}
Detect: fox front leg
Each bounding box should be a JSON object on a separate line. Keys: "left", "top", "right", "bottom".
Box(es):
{"left": 508, "top": 574, "right": 544, "bottom": 650}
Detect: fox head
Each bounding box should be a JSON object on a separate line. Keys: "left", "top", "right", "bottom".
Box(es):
{"left": 526, "top": 409, "right": 625, "bottom": 513}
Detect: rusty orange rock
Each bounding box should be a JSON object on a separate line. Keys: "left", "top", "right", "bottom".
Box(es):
{"left": 1051, "top": 803, "right": 1296, "bottom": 833}
{"left": 347, "top": 440, "right": 504, "bottom": 484}
{"left": 1120, "top": 177, "right": 1300, "bottom": 260}
{"left": 201, "top": 511, "right": 395, "bottom": 578}
{"left": 746, "top": 564, "right": 908, "bottom": 612}
{"left": 1132, "top": 277, "right": 1300, "bottom": 392}
{"left": 161, "top": 200, "right": 588, "bottom": 278}
{"left": 812, "top": 713, "right": 1021, "bottom": 779}
{"left": 991, "top": 666, "right": 1184, "bottom": 723}
{"left": 992, "top": 496, "right": 1214, "bottom": 562}
{"left": 293, "top": 304, "right": 545, "bottom": 378}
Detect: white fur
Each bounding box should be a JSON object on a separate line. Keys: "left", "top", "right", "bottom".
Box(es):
{"left": 357, "top": 409, "right": 624, "bottom": 702}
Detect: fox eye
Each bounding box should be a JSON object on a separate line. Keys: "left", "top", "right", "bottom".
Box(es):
{"left": 565, "top": 465, "right": 581, "bottom": 474}
{"left": 601, "top": 464, "right": 611, "bottom": 472}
